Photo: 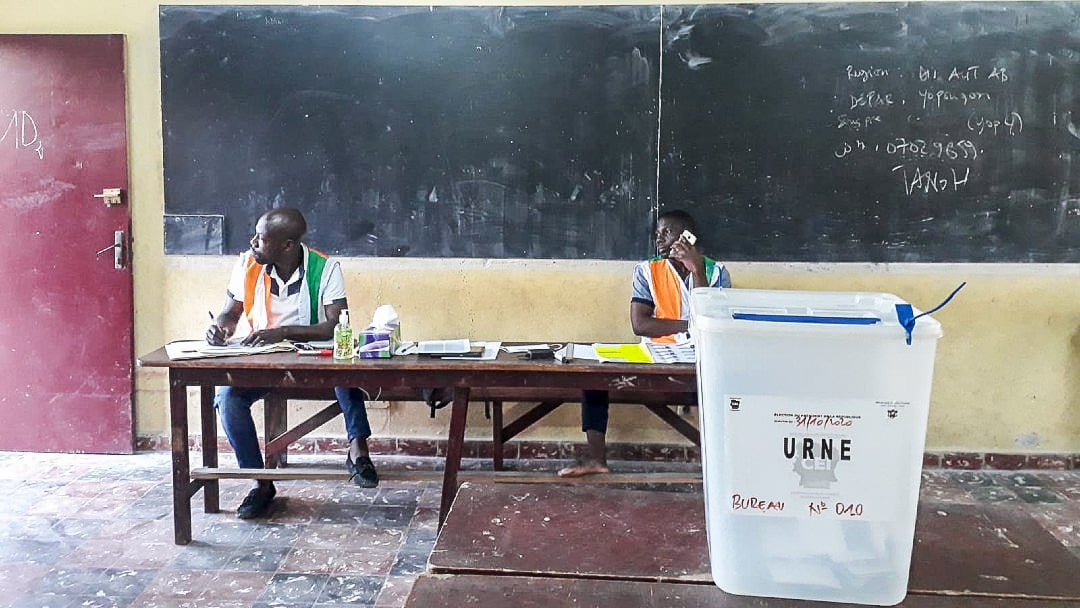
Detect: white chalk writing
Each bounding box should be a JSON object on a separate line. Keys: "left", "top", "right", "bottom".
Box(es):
{"left": 850, "top": 90, "right": 895, "bottom": 110}
{"left": 836, "top": 114, "right": 882, "bottom": 132}
{"left": 967, "top": 112, "right": 1023, "bottom": 136}
{"left": 918, "top": 88, "right": 992, "bottom": 109}
{"left": 834, "top": 62, "right": 1023, "bottom": 195}
{"left": 891, "top": 164, "right": 972, "bottom": 196}
{"left": 0, "top": 110, "right": 45, "bottom": 159}
{"left": 846, "top": 64, "right": 889, "bottom": 83}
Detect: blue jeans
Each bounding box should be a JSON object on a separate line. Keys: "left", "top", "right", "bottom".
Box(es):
{"left": 215, "top": 386, "right": 371, "bottom": 469}
{"left": 581, "top": 389, "right": 609, "bottom": 433}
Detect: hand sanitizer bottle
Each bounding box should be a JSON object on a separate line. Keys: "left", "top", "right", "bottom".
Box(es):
{"left": 333, "top": 309, "right": 354, "bottom": 360}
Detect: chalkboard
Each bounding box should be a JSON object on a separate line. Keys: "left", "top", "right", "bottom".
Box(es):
{"left": 160, "top": 6, "right": 660, "bottom": 258}
{"left": 661, "top": 3, "right": 1080, "bottom": 262}
{"left": 162, "top": 4, "right": 1080, "bottom": 262}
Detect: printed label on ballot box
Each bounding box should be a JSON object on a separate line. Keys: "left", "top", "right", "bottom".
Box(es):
{"left": 723, "top": 394, "right": 918, "bottom": 522}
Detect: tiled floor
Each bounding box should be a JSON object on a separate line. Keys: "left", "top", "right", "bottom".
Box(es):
{"left": 0, "top": 450, "right": 1077, "bottom": 607}
{"left": 0, "top": 451, "right": 440, "bottom": 608}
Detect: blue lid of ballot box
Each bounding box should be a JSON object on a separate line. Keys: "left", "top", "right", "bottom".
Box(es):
{"left": 731, "top": 313, "right": 881, "bottom": 325}
{"left": 689, "top": 287, "right": 949, "bottom": 344}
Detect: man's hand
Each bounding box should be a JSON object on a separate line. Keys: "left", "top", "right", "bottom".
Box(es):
{"left": 668, "top": 236, "right": 704, "bottom": 271}
{"left": 208, "top": 299, "right": 243, "bottom": 346}
{"left": 206, "top": 323, "right": 228, "bottom": 346}
{"left": 241, "top": 327, "right": 289, "bottom": 346}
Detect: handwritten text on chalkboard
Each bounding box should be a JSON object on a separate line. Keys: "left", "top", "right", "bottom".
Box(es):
{"left": 662, "top": 3, "right": 1080, "bottom": 262}
{"left": 834, "top": 62, "right": 1022, "bottom": 197}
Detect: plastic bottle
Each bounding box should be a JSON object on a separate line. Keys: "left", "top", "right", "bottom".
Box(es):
{"left": 333, "top": 309, "right": 354, "bottom": 360}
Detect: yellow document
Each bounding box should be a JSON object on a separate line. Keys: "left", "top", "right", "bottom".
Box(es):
{"left": 592, "top": 343, "right": 654, "bottom": 364}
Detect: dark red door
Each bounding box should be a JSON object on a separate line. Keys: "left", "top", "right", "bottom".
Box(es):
{"left": 0, "top": 35, "right": 133, "bottom": 453}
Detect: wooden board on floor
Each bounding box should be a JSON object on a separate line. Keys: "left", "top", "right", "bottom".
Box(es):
{"left": 432, "top": 483, "right": 1080, "bottom": 599}
{"left": 910, "top": 503, "right": 1080, "bottom": 599}
{"left": 431, "top": 482, "right": 711, "bottom": 582}
{"left": 404, "top": 574, "right": 1074, "bottom": 608}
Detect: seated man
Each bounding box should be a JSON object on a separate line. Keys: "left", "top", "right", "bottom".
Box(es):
{"left": 558, "top": 209, "right": 730, "bottom": 477}
{"left": 207, "top": 207, "right": 378, "bottom": 519}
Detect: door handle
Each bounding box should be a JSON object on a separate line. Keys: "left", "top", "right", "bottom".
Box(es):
{"left": 95, "top": 230, "right": 126, "bottom": 269}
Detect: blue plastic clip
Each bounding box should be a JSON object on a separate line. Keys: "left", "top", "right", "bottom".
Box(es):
{"left": 896, "top": 282, "right": 966, "bottom": 345}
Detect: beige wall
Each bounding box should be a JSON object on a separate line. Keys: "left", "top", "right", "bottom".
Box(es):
{"left": 8, "top": 1, "right": 1079, "bottom": 453}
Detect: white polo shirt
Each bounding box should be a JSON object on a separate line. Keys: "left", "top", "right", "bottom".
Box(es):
{"left": 226, "top": 244, "right": 346, "bottom": 331}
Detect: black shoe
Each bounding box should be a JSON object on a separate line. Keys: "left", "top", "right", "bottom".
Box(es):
{"left": 347, "top": 454, "right": 379, "bottom": 488}
{"left": 237, "top": 485, "right": 276, "bottom": 519}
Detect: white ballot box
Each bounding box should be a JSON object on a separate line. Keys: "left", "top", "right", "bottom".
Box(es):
{"left": 690, "top": 288, "right": 943, "bottom": 606}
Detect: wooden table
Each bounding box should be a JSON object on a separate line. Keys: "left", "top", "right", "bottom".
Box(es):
{"left": 137, "top": 348, "right": 697, "bottom": 544}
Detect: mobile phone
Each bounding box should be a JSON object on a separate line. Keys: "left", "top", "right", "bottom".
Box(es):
{"left": 522, "top": 348, "right": 555, "bottom": 360}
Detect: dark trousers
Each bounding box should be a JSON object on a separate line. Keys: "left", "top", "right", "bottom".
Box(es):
{"left": 216, "top": 386, "right": 370, "bottom": 469}
{"left": 581, "top": 389, "right": 609, "bottom": 433}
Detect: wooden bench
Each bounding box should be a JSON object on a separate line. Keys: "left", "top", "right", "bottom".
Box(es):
{"left": 254, "top": 387, "right": 700, "bottom": 469}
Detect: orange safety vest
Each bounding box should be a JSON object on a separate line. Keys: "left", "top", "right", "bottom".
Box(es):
{"left": 643, "top": 256, "right": 721, "bottom": 344}
{"left": 242, "top": 246, "right": 328, "bottom": 329}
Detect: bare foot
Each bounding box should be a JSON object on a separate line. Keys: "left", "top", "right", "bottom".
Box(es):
{"left": 557, "top": 461, "right": 610, "bottom": 478}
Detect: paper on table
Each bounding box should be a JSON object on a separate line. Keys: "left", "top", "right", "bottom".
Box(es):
{"left": 593, "top": 343, "right": 653, "bottom": 364}
{"left": 554, "top": 342, "right": 695, "bottom": 364}
{"left": 643, "top": 341, "right": 697, "bottom": 364}
{"left": 503, "top": 344, "right": 555, "bottom": 354}
{"left": 440, "top": 341, "right": 502, "bottom": 360}
{"left": 165, "top": 340, "right": 295, "bottom": 360}
{"left": 416, "top": 339, "right": 471, "bottom": 354}
{"left": 555, "top": 343, "right": 600, "bottom": 362}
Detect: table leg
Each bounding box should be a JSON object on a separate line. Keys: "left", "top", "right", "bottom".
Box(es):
{"left": 439, "top": 386, "right": 471, "bottom": 527}
{"left": 170, "top": 376, "right": 192, "bottom": 545}
{"left": 200, "top": 385, "right": 219, "bottom": 513}
{"left": 264, "top": 394, "right": 288, "bottom": 468}
{"left": 492, "top": 400, "right": 504, "bottom": 471}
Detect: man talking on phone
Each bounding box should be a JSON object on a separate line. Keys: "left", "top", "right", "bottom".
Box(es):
{"left": 558, "top": 209, "right": 731, "bottom": 477}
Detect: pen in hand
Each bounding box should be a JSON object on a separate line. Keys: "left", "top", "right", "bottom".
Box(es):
{"left": 206, "top": 310, "right": 226, "bottom": 346}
